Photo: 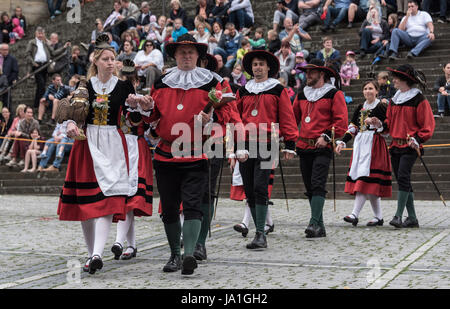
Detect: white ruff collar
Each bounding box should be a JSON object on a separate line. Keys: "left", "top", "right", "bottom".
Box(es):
{"left": 244, "top": 78, "right": 280, "bottom": 94}
{"left": 363, "top": 98, "right": 380, "bottom": 110}
{"left": 303, "top": 83, "right": 335, "bottom": 102}
{"left": 162, "top": 67, "right": 214, "bottom": 90}
{"left": 392, "top": 88, "right": 421, "bottom": 105}
{"left": 91, "top": 76, "right": 118, "bottom": 95}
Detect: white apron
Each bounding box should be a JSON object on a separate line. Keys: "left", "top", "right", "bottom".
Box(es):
{"left": 349, "top": 130, "right": 375, "bottom": 181}
{"left": 125, "top": 134, "right": 140, "bottom": 197}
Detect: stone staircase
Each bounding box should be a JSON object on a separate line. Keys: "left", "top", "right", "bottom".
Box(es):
{"left": 2, "top": 0, "right": 450, "bottom": 201}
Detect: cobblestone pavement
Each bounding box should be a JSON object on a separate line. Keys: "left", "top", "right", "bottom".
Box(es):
{"left": 0, "top": 195, "right": 449, "bottom": 289}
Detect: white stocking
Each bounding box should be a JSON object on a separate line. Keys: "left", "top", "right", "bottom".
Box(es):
{"left": 351, "top": 192, "right": 367, "bottom": 218}
{"left": 368, "top": 194, "right": 383, "bottom": 219}
{"left": 92, "top": 214, "right": 113, "bottom": 258}
{"left": 81, "top": 218, "right": 95, "bottom": 257}
{"left": 126, "top": 212, "right": 136, "bottom": 249}
{"left": 115, "top": 211, "right": 133, "bottom": 246}
{"left": 241, "top": 202, "right": 252, "bottom": 227}
{"left": 265, "top": 207, "right": 273, "bottom": 226}
{"left": 180, "top": 212, "right": 184, "bottom": 227}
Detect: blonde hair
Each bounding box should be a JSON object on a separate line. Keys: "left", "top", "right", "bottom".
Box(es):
{"left": 87, "top": 48, "right": 118, "bottom": 80}
{"left": 16, "top": 104, "right": 27, "bottom": 117}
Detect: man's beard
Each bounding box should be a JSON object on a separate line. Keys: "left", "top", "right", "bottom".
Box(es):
{"left": 306, "top": 76, "right": 320, "bottom": 87}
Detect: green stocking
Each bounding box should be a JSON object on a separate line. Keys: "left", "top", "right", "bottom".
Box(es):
{"left": 182, "top": 219, "right": 201, "bottom": 256}
{"left": 395, "top": 190, "right": 409, "bottom": 218}
{"left": 164, "top": 221, "right": 181, "bottom": 256}
{"left": 197, "top": 203, "right": 214, "bottom": 246}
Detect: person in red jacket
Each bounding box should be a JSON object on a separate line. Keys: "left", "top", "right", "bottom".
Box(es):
{"left": 128, "top": 34, "right": 246, "bottom": 275}
{"left": 368, "top": 64, "right": 435, "bottom": 229}
{"left": 234, "top": 50, "right": 299, "bottom": 250}
{"left": 293, "top": 58, "right": 348, "bottom": 238}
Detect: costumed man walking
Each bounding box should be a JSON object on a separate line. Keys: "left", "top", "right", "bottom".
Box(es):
{"left": 130, "top": 34, "right": 245, "bottom": 275}
{"left": 235, "top": 50, "right": 299, "bottom": 250}
{"left": 292, "top": 58, "right": 348, "bottom": 238}
{"left": 368, "top": 64, "right": 434, "bottom": 228}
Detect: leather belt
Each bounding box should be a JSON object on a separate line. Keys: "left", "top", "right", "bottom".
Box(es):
{"left": 299, "top": 137, "right": 317, "bottom": 147}
{"left": 393, "top": 138, "right": 408, "bottom": 146}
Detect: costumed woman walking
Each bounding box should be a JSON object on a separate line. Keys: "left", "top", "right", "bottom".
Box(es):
{"left": 336, "top": 80, "right": 392, "bottom": 227}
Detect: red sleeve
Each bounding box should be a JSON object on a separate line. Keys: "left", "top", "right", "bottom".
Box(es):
{"left": 292, "top": 94, "right": 302, "bottom": 125}
{"left": 278, "top": 88, "right": 299, "bottom": 145}
{"left": 382, "top": 101, "right": 392, "bottom": 134}
{"left": 329, "top": 90, "right": 348, "bottom": 138}
{"left": 415, "top": 99, "right": 435, "bottom": 144}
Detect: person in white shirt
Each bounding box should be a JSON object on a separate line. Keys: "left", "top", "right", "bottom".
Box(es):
{"left": 133, "top": 40, "right": 164, "bottom": 89}
{"left": 193, "top": 22, "right": 210, "bottom": 45}
{"left": 388, "top": 0, "right": 434, "bottom": 59}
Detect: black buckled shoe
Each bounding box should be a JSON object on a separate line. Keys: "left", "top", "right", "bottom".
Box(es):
{"left": 193, "top": 243, "right": 207, "bottom": 261}
{"left": 88, "top": 255, "right": 103, "bottom": 275}
{"left": 305, "top": 224, "right": 326, "bottom": 238}
{"left": 389, "top": 216, "right": 403, "bottom": 228}
{"left": 111, "top": 242, "right": 123, "bottom": 260}
{"left": 246, "top": 231, "right": 267, "bottom": 250}
{"left": 181, "top": 255, "right": 198, "bottom": 275}
{"left": 83, "top": 257, "right": 91, "bottom": 272}
{"left": 343, "top": 215, "right": 359, "bottom": 227}
{"left": 367, "top": 218, "right": 384, "bottom": 227}
{"left": 233, "top": 223, "right": 249, "bottom": 237}
{"left": 402, "top": 217, "right": 419, "bottom": 228}
{"left": 264, "top": 224, "right": 274, "bottom": 235}
{"left": 120, "top": 246, "right": 137, "bottom": 260}
{"left": 163, "top": 254, "right": 181, "bottom": 272}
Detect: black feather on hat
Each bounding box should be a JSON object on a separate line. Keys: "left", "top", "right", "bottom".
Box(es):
{"left": 95, "top": 33, "right": 112, "bottom": 50}
{"left": 165, "top": 33, "right": 208, "bottom": 59}
{"left": 121, "top": 59, "right": 136, "bottom": 75}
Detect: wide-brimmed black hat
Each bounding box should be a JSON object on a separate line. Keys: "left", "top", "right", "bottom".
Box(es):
{"left": 165, "top": 33, "right": 208, "bottom": 59}
{"left": 121, "top": 59, "right": 136, "bottom": 75}
{"left": 387, "top": 64, "right": 420, "bottom": 84}
{"left": 197, "top": 53, "right": 218, "bottom": 72}
{"left": 298, "top": 58, "right": 339, "bottom": 79}
{"left": 95, "top": 33, "right": 112, "bottom": 50}
{"left": 242, "top": 50, "right": 280, "bottom": 78}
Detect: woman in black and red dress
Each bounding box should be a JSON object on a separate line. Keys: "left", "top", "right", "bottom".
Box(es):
{"left": 58, "top": 35, "right": 152, "bottom": 274}
{"left": 336, "top": 80, "right": 392, "bottom": 227}
{"left": 110, "top": 60, "right": 153, "bottom": 261}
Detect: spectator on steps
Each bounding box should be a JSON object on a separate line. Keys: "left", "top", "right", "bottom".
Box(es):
{"left": 20, "top": 128, "right": 43, "bottom": 173}
{"left": 0, "top": 12, "right": 13, "bottom": 44}
{"left": 388, "top": 0, "right": 434, "bottom": 60}
{"left": 69, "top": 45, "right": 87, "bottom": 77}
{"left": 275, "top": 40, "right": 296, "bottom": 85}
{"left": 358, "top": 7, "right": 390, "bottom": 58}
{"left": 105, "top": 0, "right": 123, "bottom": 37}
{"left": 273, "top": 0, "right": 300, "bottom": 31}
{"left": 267, "top": 29, "right": 282, "bottom": 54}
{"left": 0, "top": 104, "right": 25, "bottom": 164}
{"left": 339, "top": 50, "right": 359, "bottom": 86}
{"left": 37, "top": 122, "right": 73, "bottom": 172}
{"left": 37, "top": 73, "right": 70, "bottom": 126}
{"left": 279, "top": 17, "right": 311, "bottom": 55}
{"left": 0, "top": 43, "right": 18, "bottom": 107}
{"left": 321, "top": 0, "right": 352, "bottom": 32}
{"left": 0, "top": 106, "right": 12, "bottom": 147}
{"left": 9, "top": 18, "right": 24, "bottom": 45}
{"left": 348, "top": 0, "right": 371, "bottom": 28}
{"left": 297, "top": 0, "right": 323, "bottom": 31}
{"left": 421, "top": 0, "right": 449, "bottom": 24}
{"left": 214, "top": 22, "right": 242, "bottom": 68}
{"left": 214, "top": 54, "right": 232, "bottom": 80}
{"left": 208, "top": 21, "right": 223, "bottom": 54}
{"left": 6, "top": 106, "right": 40, "bottom": 168}
{"left": 433, "top": 62, "right": 450, "bottom": 118}
{"left": 246, "top": 27, "right": 266, "bottom": 50}
{"left": 227, "top": 0, "right": 254, "bottom": 33}
{"left": 380, "top": 0, "right": 397, "bottom": 20}
{"left": 11, "top": 6, "right": 27, "bottom": 33}
{"left": 209, "top": 0, "right": 230, "bottom": 27}
{"left": 315, "top": 36, "right": 341, "bottom": 68}
{"left": 377, "top": 71, "right": 396, "bottom": 103}
{"left": 376, "top": 12, "right": 398, "bottom": 58}
{"left": 134, "top": 40, "right": 164, "bottom": 90}
{"left": 171, "top": 18, "right": 189, "bottom": 42}
{"left": 168, "top": 0, "right": 195, "bottom": 31}
{"left": 47, "top": 0, "right": 63, "bottom": 21}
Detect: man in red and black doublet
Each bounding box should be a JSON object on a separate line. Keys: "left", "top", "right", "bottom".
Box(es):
{"left": 235, "top": 50, "right": 299, "bottom": 250}
{"left": 140, "top": 34, "right": 241, "bottom": 275}
{"left": 292, "top": 58, "right": 348, "bottom": 238}
{"left": 379, "top": 65, "right": 435, "bottom": 229}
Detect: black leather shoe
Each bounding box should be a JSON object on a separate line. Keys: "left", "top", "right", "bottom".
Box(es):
{"left": 163, "top": 254, "right": 181, "bottom": 272}
{"left": 367, "top": 218, "right": 384, "bottom": 226}
{"left": 193, "top": 243, "right": 207, "bottom": 261}
{"left": 305, "top": 224, "right": 326, "bottom": 238}
{"left": 264, "top": 224, "right": 274, "bottom": 235}
{"left": 83, "top": 257, "right": 91, "bottom": 272}
{"left": 402, "top": 217, "right": 419, "bottom": 228}
{"left": 389, "top": 216, "right": 403, "bottom": 228}
{"left": 343, "top": 215, "right": 359, "bottom": 227}
{"left": 181, "top": 255, "right": 198, "bottom": 275}
{"left": 121, "top": 246, "right": 137, "bottom": 260}
{"left": 111, "top": 242, "right": 123, "bottom": 260}
{"left": 88, "top": 255, "right": 103, "bottom": 274}
{"left": 233, "top": 223, "right": 249, "bottom": 237}
{"left": 246, "top": 231, "right": 267, "bottom": 250}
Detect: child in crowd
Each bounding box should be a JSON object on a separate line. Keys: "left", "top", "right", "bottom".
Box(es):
{"left": 267, "top": 29, "right": 281, "bottom": 54}
{"left": 278, "top": 77, "right": 295, "bottom": 102}
{"left": 291, "top": 52, "right": 308, "bottom": 90}
{"left": 230, "top": 63, "right": 247, "bottom": 92}
{"left": 377, "top": 71, "right": 396, "bottom": 104}
{"left": 9, "top": 17, "right": 24, "bottom": 44}
{"left": 247, "top": 27, "right": 266, "bottom": 50}
{"left": 171, "top": 18, "right": 188, "bottom": 42}
{"left": 20, "top": 128, "right": 43, "bottom": 173}
{"left": 236, "top": 39, "right": 252, "bottom": 79}
{"left": 340, "top": 51, "right": 359, "bottom": 86}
